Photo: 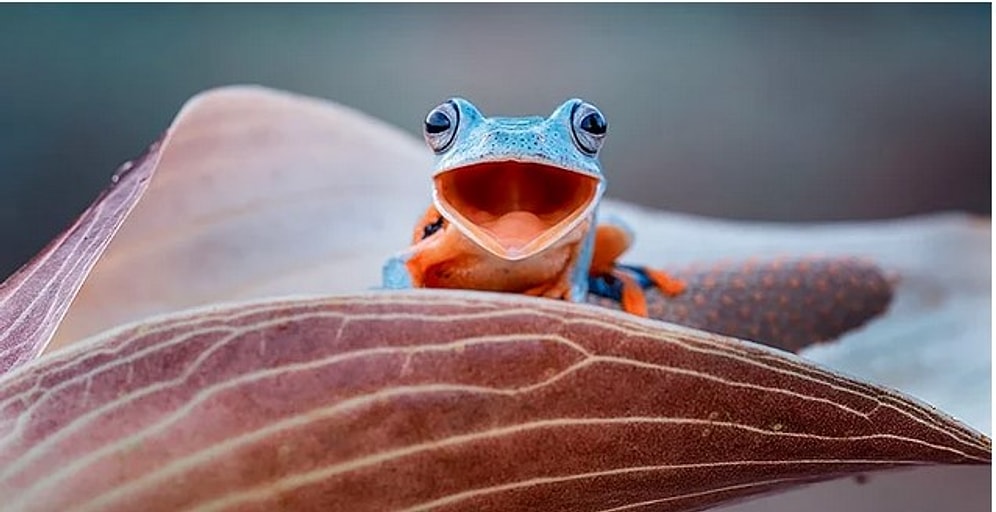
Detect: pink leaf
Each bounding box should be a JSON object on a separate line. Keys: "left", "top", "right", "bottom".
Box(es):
{"left": 50, "top": 86, "right": 431, "bottom": 351}
{"left": 0, "top": 293, "right": 986, "bottom": 511}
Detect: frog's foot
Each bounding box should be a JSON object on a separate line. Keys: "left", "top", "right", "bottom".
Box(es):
{"left": 633, "top": 266, "right": 687, "bottom": 297}
{"left": 588, "top": 265, "right": 686, "bottom": 317}
{"left": 382, "top": 249, "right": 430, "bottom": 290}
{"left": 522, "top": 279, "right": 572, "bottom": 301}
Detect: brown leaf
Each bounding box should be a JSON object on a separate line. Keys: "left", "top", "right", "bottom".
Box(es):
{"left": 589, "top": 257, "right": 894, "bottom": 353}
{"left": 0, "top": 293, "right": 986, "bottom": 511}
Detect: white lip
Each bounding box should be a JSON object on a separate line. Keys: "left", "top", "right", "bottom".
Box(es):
{"left": 431, "top": 160, "right": 604, "bottom": 261}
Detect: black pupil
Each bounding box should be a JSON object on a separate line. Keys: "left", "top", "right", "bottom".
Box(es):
{"left": 422, "top": 216, "right": 445, "bottom": 240}
{"left": 580, "top": 112, "right": 606, "bottom": 135}
{"left": 425, "top": 111, "right": 451, "bottom": 134}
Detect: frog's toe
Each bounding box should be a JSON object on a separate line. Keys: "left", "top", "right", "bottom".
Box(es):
{"left": 619, "top": 264, "right": 687, "bottom": 297}
{"left": 381, "top": 255, "right": 414, "bottom": 289}
{"left": 617, "top": 272, "right": 650, "bottom": 317}
{"left": 523, "top": 281, "right": 571, "bottom": 301}
{"left": 588, "top": 269, "right": 649, "bottom": 316}
{"left": 642, "top": 268, "right": 687, "bottom": 297}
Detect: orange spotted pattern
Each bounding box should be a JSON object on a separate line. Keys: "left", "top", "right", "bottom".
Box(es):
{"left": 588, "top": 257, "right": 893, "bottom": 353}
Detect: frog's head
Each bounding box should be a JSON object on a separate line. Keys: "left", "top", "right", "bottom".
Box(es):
{"left": 423, "top": 98, "right": 607, "bottom": 261}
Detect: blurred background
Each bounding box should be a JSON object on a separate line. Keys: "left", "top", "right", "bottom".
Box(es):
{"left": 0, "top": 3, "right": 989, "bottom": 277}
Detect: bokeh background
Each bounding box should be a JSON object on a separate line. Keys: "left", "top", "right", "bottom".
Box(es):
{"left": 0, "top": 3, "right": 989, "bottom": 278}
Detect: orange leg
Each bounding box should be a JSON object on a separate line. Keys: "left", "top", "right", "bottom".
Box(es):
{"left": 590, "top": 223, "right": 686, "bottom": 316}
{"left": 613, "top": 269, "right": 649, "bottom": 317}
{"left": 643, "top": 268, "right": 687, "bottom": 297}
{"left": 590, "top": 223, "right": 632, "bottom": 275}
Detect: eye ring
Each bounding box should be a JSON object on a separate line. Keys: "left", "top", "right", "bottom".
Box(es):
{"left": 570, "top": 102, "right": 607, "bottom": 155}
{"left": 423, "top": 101, "right": 459, "bottom": 154}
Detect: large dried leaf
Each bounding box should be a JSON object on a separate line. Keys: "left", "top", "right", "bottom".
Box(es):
{"left": 0, "top": 293, "right": 987, "bottom": 511}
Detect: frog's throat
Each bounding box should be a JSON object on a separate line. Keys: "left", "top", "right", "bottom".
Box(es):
{"left": 432, "top": 161, "right": 604, "bottom": 261}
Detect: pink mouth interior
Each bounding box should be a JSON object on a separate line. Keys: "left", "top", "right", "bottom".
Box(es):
{"left": 434, "top": 161, "right": 599, "bottom": 256}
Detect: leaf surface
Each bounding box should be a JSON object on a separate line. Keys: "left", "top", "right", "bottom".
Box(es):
{"left": 0, "top": 293, "right": 987, "bottom": 511}
{"left": 51, "top": 86, "right": 431, "bottom": 351}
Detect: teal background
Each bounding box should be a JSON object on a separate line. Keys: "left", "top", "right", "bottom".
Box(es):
{"left": 0, "top": 4, "right": 989, "bottom": 277}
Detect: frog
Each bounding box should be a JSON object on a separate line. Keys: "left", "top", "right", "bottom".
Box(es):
{"left": 381, "top": 98, "right": 685, "bottom": 316}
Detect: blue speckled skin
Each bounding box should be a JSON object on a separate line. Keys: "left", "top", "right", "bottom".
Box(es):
{"left": 382, "top": 98, "right": 609, "bottom": 302}
{"left": 434, "top": 99, "right": 604, "bottom": 179}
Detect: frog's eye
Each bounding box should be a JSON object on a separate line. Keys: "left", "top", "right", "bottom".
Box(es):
{"left": 570, "top": 102, "right": 607, "bottom": 155}
{"left": 423, "top": 101, "right": 459, "bottom": 154}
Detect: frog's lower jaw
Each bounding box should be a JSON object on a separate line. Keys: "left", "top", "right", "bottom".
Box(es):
{"left": 432, "top": 161, "right": 602, "bottom": 261}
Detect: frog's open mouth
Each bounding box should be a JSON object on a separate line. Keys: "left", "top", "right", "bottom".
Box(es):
{"left": 433, "top": 161, "right": 601, "bottom": 260}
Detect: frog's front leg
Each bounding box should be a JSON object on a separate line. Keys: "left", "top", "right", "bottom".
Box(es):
{"left": 589, "top": 214, "right": 686, "bottom": 316}
{"left": 382, "top": 250, "right": 418, "bottom": 289}
{"left": 590, "top": 214, "right": 636, "bottom": 276}
{"left": 381, "top": 229, "right": 459, "bottom": 290}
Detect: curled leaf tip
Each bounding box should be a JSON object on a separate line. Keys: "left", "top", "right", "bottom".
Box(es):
{"left": 110, "top": 136, "right": 164, "bottom": 185}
